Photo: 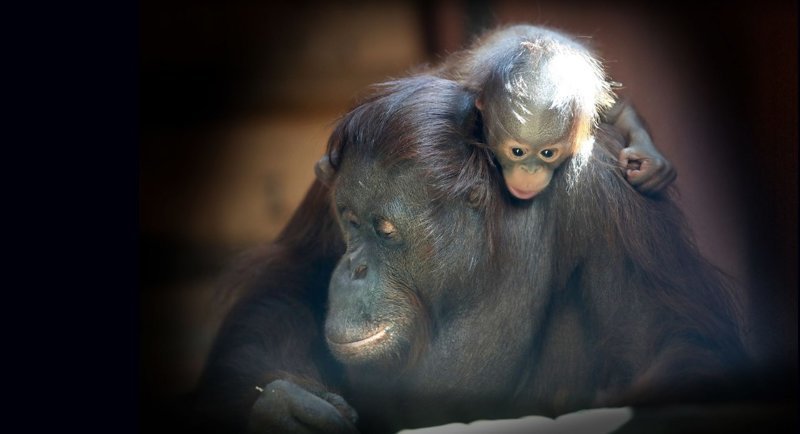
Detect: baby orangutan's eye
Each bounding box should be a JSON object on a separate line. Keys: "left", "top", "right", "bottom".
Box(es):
{"left": 511, "top": 147, "right": 526, "bottom": 158}
{"left": 539, "top": 148, "right": 559, "bottom": 161}
{"left": 375, "top": 218, "right": 398, "bottom": 240}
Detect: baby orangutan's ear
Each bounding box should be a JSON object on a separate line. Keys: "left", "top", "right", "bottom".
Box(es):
{"left": 475, "top": 96, "right": 484, "bottom": 112}
{"left": 314, "top": 154, "right": 336, "bottom": 187}
{"left": 466, "top": 185, "right": 488, "bottom": 209}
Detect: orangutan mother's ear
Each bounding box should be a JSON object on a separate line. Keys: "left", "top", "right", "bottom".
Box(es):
{"left": 314, "top": 154, "right": 336, "bottom": 187}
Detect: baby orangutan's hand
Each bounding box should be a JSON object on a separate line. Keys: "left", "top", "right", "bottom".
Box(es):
{"left": 607, "top": 99, "right": 677, "bottom": 194}
{"left": 619, "top": 134, "right": 676, "bottom": 194}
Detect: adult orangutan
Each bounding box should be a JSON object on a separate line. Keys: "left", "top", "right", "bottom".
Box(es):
{"left": 186, "top": 75, "right": 750, "bottom": 434}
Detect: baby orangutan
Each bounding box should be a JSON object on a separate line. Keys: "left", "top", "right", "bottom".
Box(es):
{"left": 442, "top": 25, "right": 675, "bottom": 199}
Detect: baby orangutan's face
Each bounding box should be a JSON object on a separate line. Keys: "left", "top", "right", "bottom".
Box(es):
{"left": 478, "top": 89, "right": 576, "bottom": 200}
{"left": 493, "top": 136, "right": 571, "bottom": 200}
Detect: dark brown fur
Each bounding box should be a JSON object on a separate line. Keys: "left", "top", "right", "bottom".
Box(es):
{"left": 187, "top": 75, "right": 751, "bottom": 433}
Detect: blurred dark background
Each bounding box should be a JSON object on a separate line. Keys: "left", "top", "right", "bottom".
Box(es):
{"left": 140, "top": 0, "right": 797, "bottom": 427}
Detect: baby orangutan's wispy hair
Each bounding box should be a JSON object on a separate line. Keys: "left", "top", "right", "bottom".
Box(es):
{"left": 482, "top": 26, "right": 615, "bottom": 175}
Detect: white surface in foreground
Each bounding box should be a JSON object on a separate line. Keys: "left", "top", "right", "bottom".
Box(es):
{"left": 398, "top": 407, "right": 633, "bottom": 434}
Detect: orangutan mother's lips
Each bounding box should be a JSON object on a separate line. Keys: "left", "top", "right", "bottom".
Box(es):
{"left": 327, "top": 326, "right": 391, "bottom": 349}
{"left": 508, "top": 185, "right": 540, "bottom": 200}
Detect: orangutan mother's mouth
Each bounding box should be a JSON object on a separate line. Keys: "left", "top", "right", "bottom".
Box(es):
{"left": 327, "top": 326, "right": 391, "bottom": 349}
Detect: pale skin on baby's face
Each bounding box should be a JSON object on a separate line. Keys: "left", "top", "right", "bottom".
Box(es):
{"left": 478, "top": 96, "right": 575, "bottom": 200}
{"left": 494, "top": 137, "right": 572, "bottom": 200}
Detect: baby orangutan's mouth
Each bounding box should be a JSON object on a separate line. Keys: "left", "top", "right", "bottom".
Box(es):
{"left": 508, "top": 185, "right": 540, "bottom": 200}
